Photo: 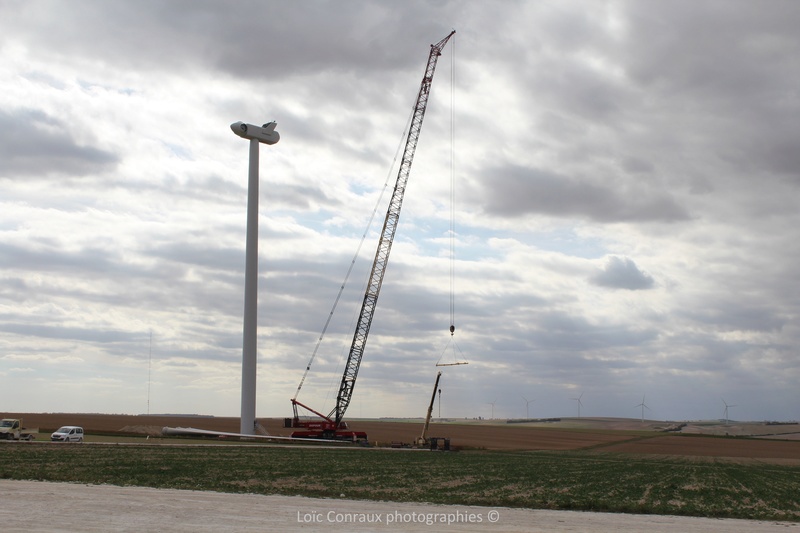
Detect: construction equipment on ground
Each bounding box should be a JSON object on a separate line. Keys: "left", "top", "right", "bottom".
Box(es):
{"left": 416, "top": 371, "right": 442, "bottom": 447}
{"left": 288, "top": 30, "right": 456, "bottom": 441}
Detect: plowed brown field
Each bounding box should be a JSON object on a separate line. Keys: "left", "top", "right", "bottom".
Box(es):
{"left": 6, "top": 412, "right": 799, "bottom": 463}
{"left": 600, "top": 434, "right": 800, "bottom": 461}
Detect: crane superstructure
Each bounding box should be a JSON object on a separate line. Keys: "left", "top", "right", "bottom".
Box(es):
{"left": 416, "top": 371, "right": 442, "bottom": 446}
{"left": 289, "top": 30, "right": 456, "bottom": 441}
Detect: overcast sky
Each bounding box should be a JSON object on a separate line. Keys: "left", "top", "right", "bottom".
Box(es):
{"left": 1, "top": 0, "right": 798, "bottom": 423}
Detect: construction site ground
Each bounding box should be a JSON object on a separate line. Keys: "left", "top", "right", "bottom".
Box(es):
{"left": 6, "top": 412, "right": 799, "bottom": 460}
{"left": 3, "top": 413, "right": 799, "bottom": 531}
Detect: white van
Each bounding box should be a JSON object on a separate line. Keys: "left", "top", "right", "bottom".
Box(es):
{"left": 51, "top": 426, "right": 84, "bottom": 442}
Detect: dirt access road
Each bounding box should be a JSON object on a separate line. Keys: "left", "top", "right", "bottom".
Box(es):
{"left": 2, "top": 480, "right": 797, "bottom": 533}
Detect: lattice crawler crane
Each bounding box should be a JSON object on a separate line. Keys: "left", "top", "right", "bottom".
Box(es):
{"left": 288, "top": 30, "right": 456, "bottom": 441}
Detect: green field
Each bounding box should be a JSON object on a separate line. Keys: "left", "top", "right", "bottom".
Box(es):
{"left": 1, "top": 443, "right": 798, "bottom": 521}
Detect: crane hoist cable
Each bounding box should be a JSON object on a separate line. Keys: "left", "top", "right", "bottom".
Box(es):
{"left": 292, "top": 31, "right": 456, "bottom": 432}
{"left": 327, "top": 30, "right": 457, "bottom": 429}
{"left": 292, "top": 107, "right": 415, "bottom": 403}
{"left": 437, "top": 37, "right": 468, "bottom": 368}
{"left": 450, "top": 35, "right": 456, "bottom": 338}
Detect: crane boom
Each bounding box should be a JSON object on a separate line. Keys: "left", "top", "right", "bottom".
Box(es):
{"left": 417, "top": 371, "right": 442, "bottom": 446}
{"left": 329, "top": 30, "right": 455, "bottom": 429}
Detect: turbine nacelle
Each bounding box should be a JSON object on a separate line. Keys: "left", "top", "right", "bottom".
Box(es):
{"left": 230, "top": 121, "right": 280, "bottom": 145}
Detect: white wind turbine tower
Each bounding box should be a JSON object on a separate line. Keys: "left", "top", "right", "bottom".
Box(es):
{"left": 635, "top": 394, "right": 650, "bottom": 423}
{"left": 522, "top": 396, "right": 535, "bottom": 419}
{"left": 722, "top": 398, "right": 737, "bottom": 424}
{"left": 571, "top": 392, "right": 584, "bottom": 418}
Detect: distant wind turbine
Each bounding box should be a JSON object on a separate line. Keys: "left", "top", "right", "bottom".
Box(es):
{"left": 571, "top": 392, "right": 584, "bottom": 418}
{"left": 522, "top": 396, "right": 535, "bottom": 419}
{"left": 635, "top": 394, "right": 650, "bottom": 423}
{"left": 487, "top": 399, "right": 497, "bottom": 420}
{"left": 721, "top": 398, "right": 737, "bottom": 424}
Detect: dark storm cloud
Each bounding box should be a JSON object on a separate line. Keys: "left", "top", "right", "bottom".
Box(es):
{"left": 591, "top": 256, "right": 655, "bottom": 290}
{"left": 0, "top": 322, "right": 138, "bottom": 344}
{"left": 266, "top": 182, "right": 341, "bottom": 212}
{"left": 175, "top": 175, "right": 246, "bottom": 205}
{"left": 622, "top": 1, "right": 800, "bottom": 96}
{"left": 0, "top": 241, "right": 117, "bottom": 274}
{"left": 472, "top": 0, "right": 800, "bottom": 220}
{"left": 0, "top": 109, "right": 118, "bottom": 178}
{"left": 524, "top": 311, "right": 658, "bottom": 353}
{"left": 619, "top": 1, "right": 800, "bottom": 183}
{"left": 5, "top": 0, "right": 448, "bottom": 78}
{"left": 680, "top": 300, "right": 786, "bottom": 334}
{"left": 474, "top": 164, "right": 689, "bottom": 223}
{"left": 145, "top": 242, "right": 244, "bottom": 273}
{"left": 0, "top": 238, "right": 244, "bottom": 317}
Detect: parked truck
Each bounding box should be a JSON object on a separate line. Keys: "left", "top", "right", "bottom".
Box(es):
{"left": 0, "top": 419, "right": 37, "bottom": 441}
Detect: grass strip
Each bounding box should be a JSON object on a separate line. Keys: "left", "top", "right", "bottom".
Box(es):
{"left": 1, "top": 443, "right": 797, "bottom": 521}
